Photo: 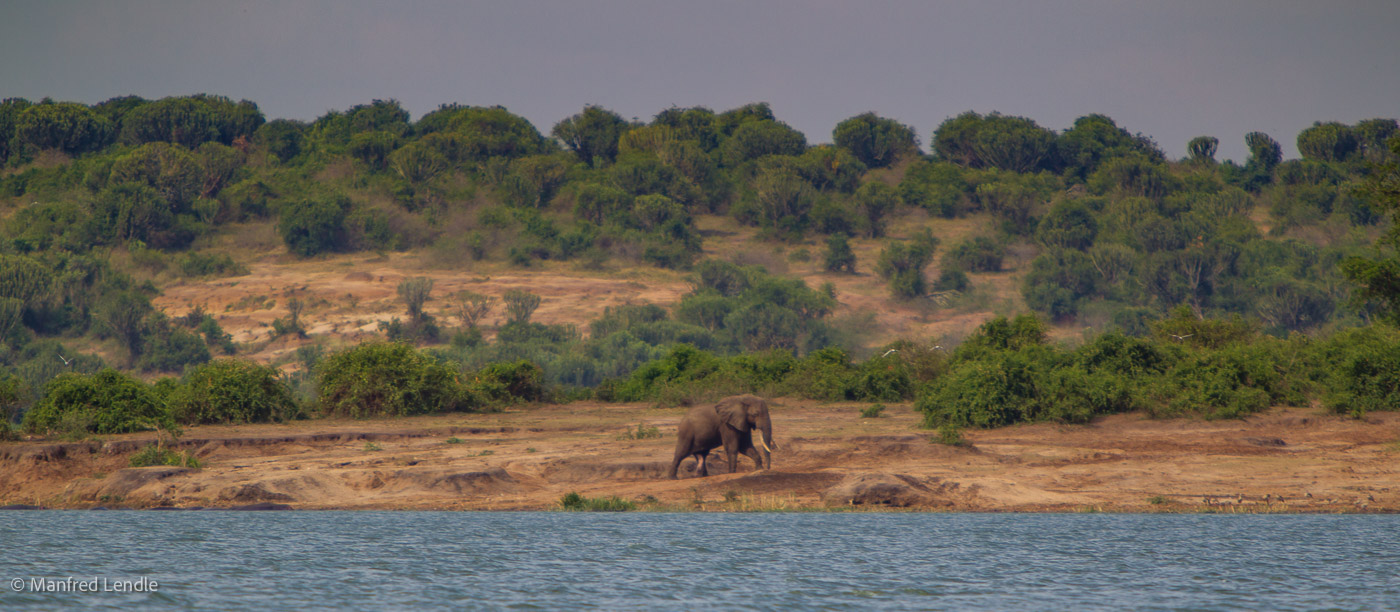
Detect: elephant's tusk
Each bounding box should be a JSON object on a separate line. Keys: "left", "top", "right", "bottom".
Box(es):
{"left": 755, "top": 433, "right": 772, "bottom": 454}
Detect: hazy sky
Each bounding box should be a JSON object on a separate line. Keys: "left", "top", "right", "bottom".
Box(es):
{"left": 2, "top": 1, "right": 1397, "bottom": 162}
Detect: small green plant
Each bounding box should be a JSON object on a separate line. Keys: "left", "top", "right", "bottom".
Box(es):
{"left": 860, "top": 403, "right": 886, "bottom": 418}
{"left": 559, "top": 492, "right": 636, "bottom": 512}
{"left": 723, "top": 490, "right": 740, "bottom": 502}
{"left": 526, "top": 447, "right": 537, "bottom": 453}
{"left": 618, "top": 423, "right": 662, "bottom": 440}
{"left": 1147, "top": 495, "right": 1170, "bottom": 505}
{"left": 129, "top": 445, "right": 202, "bottom": 469}
{"left": 476, "top": 449, "right": 494, "bottom": 457}
{"left": 363, "top": 441, "right": 382, "bottom": 452}
{"left": 445, "top": 437, "right": 463, "bottom": 444}
{"left": 934, "top": 423, "right": 966, "bottom": 446}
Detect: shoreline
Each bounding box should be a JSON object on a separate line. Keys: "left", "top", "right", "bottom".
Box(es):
{"left": 3, "top": 401, "right": 1397, "bottom": 514}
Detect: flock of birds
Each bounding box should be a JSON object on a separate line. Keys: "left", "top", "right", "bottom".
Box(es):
{"left": 1199, "top": 492, "right": 1378, "bottom": 510}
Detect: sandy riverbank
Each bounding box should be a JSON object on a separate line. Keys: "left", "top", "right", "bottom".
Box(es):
{"left": 2, "top": 401, "right": 1396, "bottom": 512}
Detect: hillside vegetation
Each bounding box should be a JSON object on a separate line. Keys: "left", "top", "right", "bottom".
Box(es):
{"left": 1, "top": 95, "right": 1398, "bottom": 438}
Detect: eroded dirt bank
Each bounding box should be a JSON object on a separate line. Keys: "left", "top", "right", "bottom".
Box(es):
{"left": 2, "top": 402, "right": 1397, "bottom": 512}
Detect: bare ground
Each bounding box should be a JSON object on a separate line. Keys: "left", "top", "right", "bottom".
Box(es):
{"left": 3, "top": 402, "right": 1396, "bottom": 512}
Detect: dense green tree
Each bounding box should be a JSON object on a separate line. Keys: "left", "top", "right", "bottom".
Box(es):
{"left": 795, "top": 145, "right": 865, "bottom": 193}
{"left": 876, "top": 231, "right": 939, "bottom": 299}
{"left": 943, "top": 236, "right": 1005, "bottom": 273}
{"left": 1353, "top": 118, "right": 1398, "bottom": 163}
{"left": 1021, "top": 248, "right": 1098, "bottom": 319}
{"left": 653, "top": 106, "right": 720, "bottom": 150}
{"left": 169, "top": 359, "right": 297, "bottom": 424}
{"left": 279, "top": 196, "right": 350, "bottom": 256}
{"left": 0, "top": 98, "right": 34, "bottom": 163}
{"left": 1341, "top": 138, "right": 1400, "bottom": 323}
{"left": 503, "top": 289, "right": 542, "bottom": 325}
{"left": 1187, "top": 136, "right": 1219, "bottom": 163}
{"left": 854, "top": 181, "right": 900, "bottom": 238}
{"left": 898, "top": 159, "right": 969, "bottom": 217}
{"left": 349, "top": 130, "right": 399, "bottom": 170}
{"left": 1296, "top": 121, "right": 1358, "bottom": 163}
{"left": 14, "top": 102, "right": 114, "bottom": 155}
{"left": 553, "top": 105, "right": 629, "bottom": 166}
{"left": 1035, "top": 199, "right": 1099, "bottom": 250}
{"left": 751, "top": 164, "right": 816, "bottom": 234}
{"left": 714, "top": 102, "right": 775, "bottom": 137}
{"left": 823, "top": 234, "right": 856, "bottom": 273}
{"left": 256, "top": 119, "right": 305, "bottom": 163}
{"left": 121, "top": 95, "right": 262, "bottom": 148}
{"left": 833, "top": 112, "right": 917, "bottom": 168}
{"left": 317, "top": 342, "right": 468, "bottom": 417}
{"left": 933, "top": 111, "right": 1056, "bottom": 172}
{"left": 1056, "top": 114, "right": 1164, "bottom": 181}
{"left": 23, "top": 369, "right": 175, "bottom": 434}
{"left": 415, "top": 104, "right": 549, "bottom": 161}
{"left": 720, "top": 119, "right": 807, "bottom": 166}
{"left": 110, "top": 141, "right": 203, "bottom": 207}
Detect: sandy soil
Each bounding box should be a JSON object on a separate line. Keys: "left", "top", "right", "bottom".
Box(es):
{"left": 148, "top": 211, "right": 1032, "bottom": 370}
{"left": 3, "top": 402, "right": 1396, "bottom": 512}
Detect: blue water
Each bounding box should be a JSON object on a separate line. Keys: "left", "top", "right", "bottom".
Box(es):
{"left": 1, "top": 511, "right": 1397, "bottom": 610}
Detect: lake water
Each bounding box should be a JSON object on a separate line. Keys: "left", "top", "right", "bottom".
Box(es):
{"left": 1, "top": 511, "right": 1396, "bottom": 610}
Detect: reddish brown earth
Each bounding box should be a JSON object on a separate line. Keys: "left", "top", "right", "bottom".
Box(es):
{"left": 2, "top": 401, "right": 1396, "bottom": 512}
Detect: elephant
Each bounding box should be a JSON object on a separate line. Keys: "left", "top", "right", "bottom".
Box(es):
{"left": 667, "top": 394, "right": 776, "bottom": 479}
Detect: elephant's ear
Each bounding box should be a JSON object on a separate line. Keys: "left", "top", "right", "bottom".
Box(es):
{"left": 714, "top": 399, "right": 748, "bottom": 431}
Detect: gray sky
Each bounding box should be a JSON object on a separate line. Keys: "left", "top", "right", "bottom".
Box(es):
{"left": 3, "top": 1, "right": 1397, "bottom": 162}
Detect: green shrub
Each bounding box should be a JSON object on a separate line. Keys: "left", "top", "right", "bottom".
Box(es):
{"left": 860, "top": 404, "right": 885, "bottom": 418}
{"left": 24, "top": 369, "right": 176, "bottom": 435}
{"left": 943, "top": 236, "right": 1005, "bottom": 272}
{"left": 176, "top": 252, "right": 247, "bottom": 277}
{"left": 470, "top": 360, "right": 545, "bottom": 404}
{"left": 279, "top": 196, "right": 350, "bottom": 257}
{"left": 618, "top": 423, "right": 662, "bottom": 439}
{"left": 317, "top": 342, "right": 473, "bottom": 417}
{"left": 559, "top": 492, "right": 636, "bottom": 512}
{"left": 934, "top": 423, "right": 966, "bottom": 446}
{"left": 1321, "top": 327, "right": 1400, "bottom": 418}
{"left": 168, "top": 360, "right": 298, "bottom": 425}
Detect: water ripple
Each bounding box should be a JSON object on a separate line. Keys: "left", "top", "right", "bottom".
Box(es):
{"left": 1, "top": 512, "right": 1398, "bottom": 610}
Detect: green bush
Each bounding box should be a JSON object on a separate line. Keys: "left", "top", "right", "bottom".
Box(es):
{"left": 317, "top": 342, "right": 473, "bottom": 417}
{"left": 943, "top": 236, "right": 1005, "bottom": 273}
{"left": 1322, "top": 327, "right": 1400, "bottom": 417}
{"left": 24, "top": 369, "right": 176, "bottom": 435}
{"left": 279, "top": 196, "right": 350, "bottom": 257}
{"left": 168, "top": 360, "right": 299, "bottom": 425}
{"left": 176, "top": 252, "right": 247, "bottom": 277}
{"left": 559, "top": 492, "right": 636, "bottom": 512}
{"left": 470, "top": 360, "right": 545, "bottom": 404}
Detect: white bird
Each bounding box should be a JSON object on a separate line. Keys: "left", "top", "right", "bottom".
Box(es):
{"left": 881, "top": 349, "right": 898, "bottom": 358}
{"left": 58, "top": 354, "right": 72, "bottom": 366}
{"left": 1170, "top": 334, "right": 1193, "bottom": 341}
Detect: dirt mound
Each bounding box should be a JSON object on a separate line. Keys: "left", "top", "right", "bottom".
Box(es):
{"left": 218, "top": 483, "right": 295, "bottom": 503}
{"left": 541, "top": 461, "right": 670, "bottom": 483}
{"left": 415, "top": 468, "right": 519, "bottom": 495}
{"left": 65, "top": 467, "right": 194, "bottom": 502}
{"left": 821, "top": 473, "right": 958, "bottom": 508}
{"left": 718, "top": 470, "right": 844, "bottom": 494}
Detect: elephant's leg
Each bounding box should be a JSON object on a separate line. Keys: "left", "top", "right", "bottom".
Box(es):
{"left": 742, "top": 445, "right": 767, "bottom": 471}
{"left": 724, "top": 441, "right": 740, "bottom": 474}
{"left": 667, "top": 448, "right": 686, "bottom": 480}
{"left": 695, "top": 453, "right": 708, "bottom": 477}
